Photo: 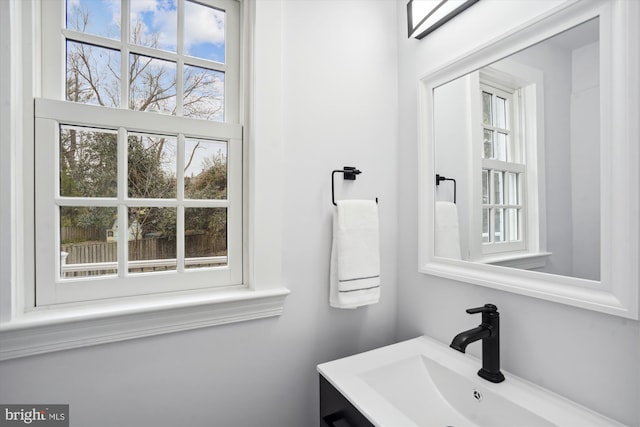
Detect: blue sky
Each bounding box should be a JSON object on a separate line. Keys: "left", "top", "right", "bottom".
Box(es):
{"left": 67, "top": 0, "right": 225, "bottom": 63}
{"left": 66, "top": 0, "right": 228, "bottom": 174}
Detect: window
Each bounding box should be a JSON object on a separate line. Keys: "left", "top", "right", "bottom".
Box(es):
{"left": 468, "top": 65, "right": 547, "bottom": 266}
{"left": 36, "top": 0, "right": 243, "bottom": 306}
{"left": 479, "top": 82, "right": 525, "bottom": 254}
{"left": 1, "top": 0, "right": 288, "bottom": 360}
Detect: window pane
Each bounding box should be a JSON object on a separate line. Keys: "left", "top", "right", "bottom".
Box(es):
{"left": 184, "top": 1, "right": 226, "bottom": 63}
{"left": 60, "top": 126, "right": 118, "bottom": 198}
{"left": 494, "top": 208, "right": 505, "bottom": 243}
{"left": 185, "top": 207, "right": 227, "bottom": 269}
{"left": 507, "top": 208, "right": 519, "bottom": 241}
{"left": 129, "top": 0, "right": 177, "bottom": 52}
{"left": 496, "top": 96, "right": 507, "bottom": 128}
{"left": 60, "top": 206, "right": 117, "bottom": 278}
{"left": 483, "top": 129, "right": 493, "bottom": 159}
{"left": 183, "top": 65, "right": 225, "bottom": 121}
{"left": 482, "top": 92, "right": 492, "bottom": 126}
{"left": 481, "top": 169, "right": 489, "bottom": 204}
{"left": 482, "top": 208, "right": 490, "bottom": 243}
{"left": 129, "top": 54, "right": 177, "bottom": 114}
{"left": 492, "top": 171, "right": 503, "bottom": 204}
{"left": 66, "top": 41, "right": 120, "bottom": 107}
{"left": 184, "top": 139, "right": 227, "bottom": 199}
{"left": 506, "top": 172, "right": 518, "bottom": 205}
{"left": 128, "top": 207, "right": 177, "bottom": 273}
{"left": 128, "top": 134, "right": 177, "bottom": 199}
{"left": 66, "top": 0, "right": 121, "bottom": 40}
{"left": 496, "top": 132, "right": 507, "bottom": 161}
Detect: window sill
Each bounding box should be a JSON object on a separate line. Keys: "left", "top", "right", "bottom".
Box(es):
{"left": 480, "top": 251, "right": 552, "bottom": 270}
{"left": 0, "top": 286, "right": 290, "bottom": 361}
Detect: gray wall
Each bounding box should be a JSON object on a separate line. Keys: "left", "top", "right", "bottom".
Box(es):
{"left": 508, "top": 37, "right": 601, "bottom": 280}
{"left": 396, "top": 1, "right": 639, "bottom": 426}
{"left": 0, "top": 1, "right": 399, "bottom": 426}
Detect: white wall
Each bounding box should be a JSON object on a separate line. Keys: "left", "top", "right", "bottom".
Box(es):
{"left": 396, "top": 1, "right": 640, "bottom": 426}
{"left": 0, "top": 1, "right": 399, "bottom": 426}
{"left": 513, "top": 40, "right": 576, "bottom": 277}
{"left": 508, "top": 38, "right": 601, "bottom": 279}
{"left": 570, "top": 41, "right": 600, "bottom": 280}
{"left": 433, "top": 76, "right": 472, "bottom": 258}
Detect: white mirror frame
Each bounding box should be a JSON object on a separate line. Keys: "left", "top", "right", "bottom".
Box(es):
{"left": 418, "top": 0, "right": 639, "bottom": 319}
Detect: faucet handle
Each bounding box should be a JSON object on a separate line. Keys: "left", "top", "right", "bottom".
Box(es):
{"left": 466, "top": 304, "right": 498, "bottom": 314}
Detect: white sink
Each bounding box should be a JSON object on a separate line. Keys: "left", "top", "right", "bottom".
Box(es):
{"left": 317, "top": 336, "right": 623, "bottom": 427}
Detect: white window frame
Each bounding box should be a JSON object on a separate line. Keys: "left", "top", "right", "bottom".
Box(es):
{"left": 0, "top": 0, "right": 288, "bottom": 360}
{"left": 468, "top": 64, "right": 550, "bottom": 268}
{"left": 478, "top": 81, "right": 526, "bottom": 254}
{"left": 35, "top": 101, "right": 244, "bottom": 305}
{"left": 35, "top": 0, "right": 243, "bottom": 306}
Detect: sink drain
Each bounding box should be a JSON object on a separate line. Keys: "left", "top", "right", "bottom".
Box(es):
{"left": 473, "top": 389, "right": 483, "bottom": 402}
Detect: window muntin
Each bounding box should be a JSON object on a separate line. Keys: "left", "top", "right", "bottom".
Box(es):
{"left": 48, "top": 112, "right": 237, "bottom": 283}
{"left": 37, "top": 0, "right": 241, "bottom": 306}
{"left": 62, "top": 0, "right": 228, "bottom": 121}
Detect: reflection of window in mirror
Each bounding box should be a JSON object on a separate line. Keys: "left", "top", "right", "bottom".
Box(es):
{"left": 468, "top": 63, "right": 548, "bottom": 268}
{"left": 479, "top": 81, "right": 524, "bottom": 252}
{"left": 425, "top": 6, "right": 639, "bottom": 316}
{"left": 433, "top": 18, "right": 602, "bottom": 277}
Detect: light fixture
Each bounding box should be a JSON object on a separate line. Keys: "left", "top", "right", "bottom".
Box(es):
{"left": 407, "top": 0, "right": 479, "bottom": 39}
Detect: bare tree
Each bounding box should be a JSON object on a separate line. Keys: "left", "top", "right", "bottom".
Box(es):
{"left": 66, "top": 10, "right": 223, "bottom": 118}
{"left": 62, "top": 6, "right": 227, "bottom": 249}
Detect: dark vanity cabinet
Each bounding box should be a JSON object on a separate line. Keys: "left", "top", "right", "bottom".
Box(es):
{"left": 319, "top": 375, "right": 374, "bottom": 427}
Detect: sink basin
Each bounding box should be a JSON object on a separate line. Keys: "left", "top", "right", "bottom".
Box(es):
{"left": 317, "top": 336, "right": 623, "bottom": 427}
{"left": 360, "top": 355, "right": 553, "bottom": 426}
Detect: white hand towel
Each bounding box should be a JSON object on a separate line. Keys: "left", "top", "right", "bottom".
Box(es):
{"left": 435, "top": 201, "right": 462, "bottom": 259}
{"left": 330, "top": 200, "right": 380, "bottom": 309}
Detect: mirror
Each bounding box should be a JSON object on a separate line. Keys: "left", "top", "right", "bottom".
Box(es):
{"left": 434, "top": 18, "right": 600, "bottom": 281}
{"left": 418, "top": 0, "right": 639, "bottom": 319}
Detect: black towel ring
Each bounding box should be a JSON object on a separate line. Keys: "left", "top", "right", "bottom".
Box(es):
{"left": 331, "top": 166, "right": 378, "bottom": 206}
{"left": 435, "top": 174, "right": 456, "bottom": 204}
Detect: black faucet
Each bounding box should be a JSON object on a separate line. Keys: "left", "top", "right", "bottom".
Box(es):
{"left": 450, "top": 304, "right": 505, "bottom": 383}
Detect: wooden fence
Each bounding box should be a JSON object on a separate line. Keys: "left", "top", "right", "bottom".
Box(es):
{"left": 61, "top": 234, "right": 225, "bottom": 277}
{"left": 61, "top": 226, "right": 107, "bottom": 243}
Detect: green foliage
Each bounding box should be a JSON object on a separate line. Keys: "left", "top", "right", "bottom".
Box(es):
{"left": 59, "top": 128, "right": 118, "bottom": 231}
{"left": 61, "top": 5, "right": 228, "bottom": 249}
{"left": 60, "top": 133, "right": 228, "bottom": 245}
{"left": 184, "top": 150, "right": 227, "bottom": 241}
{"left": 185, "top": 150, "right": 227, "bottom": 199}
